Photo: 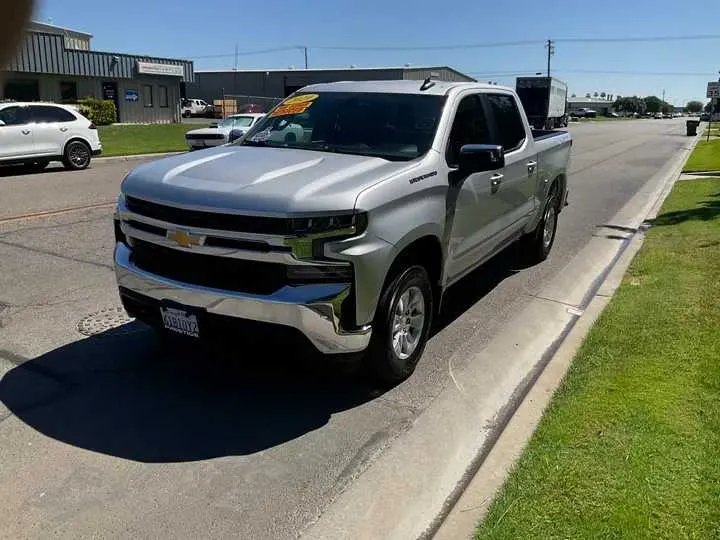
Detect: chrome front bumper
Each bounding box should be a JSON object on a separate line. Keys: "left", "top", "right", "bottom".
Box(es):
{"left": 114, "top": 243, "right": 372, "bottom": 354}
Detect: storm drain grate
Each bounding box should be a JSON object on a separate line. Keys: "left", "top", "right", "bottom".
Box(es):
{"left": 77, "top": 306, "right": 140, "bottom": 337}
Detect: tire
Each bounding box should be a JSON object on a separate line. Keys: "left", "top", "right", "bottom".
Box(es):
{"left": 521, "top": 182, "right": 560, "bottom": 264}
{"left": 365, "top": 265, "right": 434, "bottom": 384}
{"left": 25, "top": 160, "right": 49, "bottom": 171}
{"left": 62, "top": 140, "right": 91, "bottom": 170}
{"left": 182, "top": 110, "right": 191, "bottom": 118}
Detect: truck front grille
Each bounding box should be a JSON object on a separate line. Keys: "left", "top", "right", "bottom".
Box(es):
{"left": 130, "top": 239, "right": 287, "bottom": 295}
{"left": 125, "top": 196, "right": 291, "bottom": 235}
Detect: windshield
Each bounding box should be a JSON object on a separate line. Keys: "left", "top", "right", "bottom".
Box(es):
{"left": 236, "top": 92, "right": 446, "bottom": 161}
{"left": 220, "top": 115, "right": 255, "bottom": 128}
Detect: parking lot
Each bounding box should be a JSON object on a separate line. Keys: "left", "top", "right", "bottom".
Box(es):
{"left": 0, "top": 119, "right": 693, "bottom": 538}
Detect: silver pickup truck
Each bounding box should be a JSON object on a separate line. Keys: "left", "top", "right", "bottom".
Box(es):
{"left": 114, "top": 80, "right": 572, "bottom": 383}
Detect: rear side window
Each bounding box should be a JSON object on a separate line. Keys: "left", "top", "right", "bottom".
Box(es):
{"left": 0, "top": 106, "right": 29, "bottom": 126}
{"left": 486, "top": 94, "right": 526, "bottom": 152}
{"left": 28, "top": 105, "right": 77, "bottom": 123}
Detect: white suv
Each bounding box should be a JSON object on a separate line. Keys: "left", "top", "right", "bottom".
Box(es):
{"left": 0, "top": 102, "right": 103, "bottom": 171}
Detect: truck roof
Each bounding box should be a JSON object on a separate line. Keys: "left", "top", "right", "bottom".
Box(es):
{"left": 300, "top": 80, "right": 514, "bottom": 96}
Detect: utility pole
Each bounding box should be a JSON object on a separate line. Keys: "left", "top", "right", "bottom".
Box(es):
{"left": 234, "top": 44, "right": 238, "bottom": 71}
{"left": 303, "top": 46, "right": 308, "bottom": 69}
{"left": 545, "top": 39, "right": 555, "bottom": 78}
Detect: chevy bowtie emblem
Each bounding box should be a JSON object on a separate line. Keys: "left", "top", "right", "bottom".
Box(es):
{"left": 167, "top": 229, "right": 205, "bottom": 248}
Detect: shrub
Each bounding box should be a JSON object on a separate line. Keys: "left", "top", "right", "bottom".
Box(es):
{"left": 77, "top": 97, "right": 116, "bottom": 125}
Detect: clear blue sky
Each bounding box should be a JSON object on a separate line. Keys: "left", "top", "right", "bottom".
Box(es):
{"left": 36, "top": 0, "right": 719, "bottom": 105}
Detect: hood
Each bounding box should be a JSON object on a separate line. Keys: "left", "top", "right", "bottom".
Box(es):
{"left": 121, "top": 145, "right": 417, "bottom": 215}
{"left": 185, "top": 127, "right": 231, "bottom": 137}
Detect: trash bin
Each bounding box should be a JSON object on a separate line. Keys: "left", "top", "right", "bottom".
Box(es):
{"left": 686, "top": 120, "right": 700, "bottom": 136}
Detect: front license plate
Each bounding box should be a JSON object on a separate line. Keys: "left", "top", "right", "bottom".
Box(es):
{"left": 160, "top": 306, "right": 200, "bottom": 338}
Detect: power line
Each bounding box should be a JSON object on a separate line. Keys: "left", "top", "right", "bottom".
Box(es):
{"left": 187, "top": 32, "right": 720, "bottom": 61}
{"left": 467, "top": 69, "right": 718, "bottom": 77}
{"left": 189, "top": 46, "right": 304, "bottom": 59}
{"left": 313, "top": 39, "right": 541, "bottom": 51}
{"left": 556, "top": 69, "right": 718, "bottom": 76}
{"left": 555, "top": 34, "right": 720, "bottom": 43}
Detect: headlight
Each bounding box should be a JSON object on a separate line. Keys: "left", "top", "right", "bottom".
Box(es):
{"left": 286, "top": 212, "right": 368, "bottom": 259}
{"left": 289, "top": 212, "right": 367, "bottom": 236}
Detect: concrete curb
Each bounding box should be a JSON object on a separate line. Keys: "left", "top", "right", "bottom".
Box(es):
{"left": 94, "top": 151, "right": 183, "bottom": 163}
{"left": 430, "top": 124, "right": 704, "bottom": 540}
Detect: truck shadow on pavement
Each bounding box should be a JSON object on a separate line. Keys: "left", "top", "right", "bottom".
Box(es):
{"left": 0, "top": 326, "right": 381, "bottom": 463}
{"left": 434, "top": 241, "right": 527, "bottom": 333}
{"left": 0, "top": 233, "right": 535, "bottom": 463}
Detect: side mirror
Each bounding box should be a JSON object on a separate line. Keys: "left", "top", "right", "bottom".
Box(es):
{"left": 458, "top": 144, "right": 504, "bottom": 174}
{"left": 0, "top": 120, "right": 5, "bottom": 126}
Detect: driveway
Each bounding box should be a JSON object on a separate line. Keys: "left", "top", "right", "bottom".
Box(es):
{"left": 0, "top": 119, "right": 691, "bottom": 539}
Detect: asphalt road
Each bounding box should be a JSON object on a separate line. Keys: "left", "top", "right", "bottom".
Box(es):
{"left": 0, "top": 119, "right": 692, "bottom": 539}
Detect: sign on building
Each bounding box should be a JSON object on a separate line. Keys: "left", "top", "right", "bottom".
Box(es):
{"left": 125, "top": 89, "right": 139, "bottom": 102}
{"left": 137, "top": 61, "right": 185, "bottom": 77}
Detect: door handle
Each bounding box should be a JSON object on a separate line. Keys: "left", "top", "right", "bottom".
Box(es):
{"left": 490, "top": 173, "right": 504, "bottom": 188}
{"left": 21, "top": 129, "right": 31, "bottom": 135}
{"left": 527, "top": 160, "right": 537, "bottom": 170}
{"left": 60, "top": 127, "right": 68, "bottom": 132}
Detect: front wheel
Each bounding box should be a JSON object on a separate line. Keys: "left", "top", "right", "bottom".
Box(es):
{"left": 521, "top": 183, "right": 560, "bottom": 264}
{"left": 62, "top": 141, "right": 91, "bottom": 170}
{"left": 366, "top": 265, "right": 434, "bottom": 384}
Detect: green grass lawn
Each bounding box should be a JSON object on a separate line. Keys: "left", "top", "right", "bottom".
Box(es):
{"left": 476, "top": 178, "right": 720, "bottom": 540}
{"left": 98, "top": 124, "right": 207, "bottom": 157}
{"left": 683, "top": 139, "right": 720, "bottom": 172}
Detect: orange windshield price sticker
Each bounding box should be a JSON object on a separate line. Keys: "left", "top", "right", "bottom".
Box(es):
{"left": 269, "top": 93, "right": 319, "bottom": 117}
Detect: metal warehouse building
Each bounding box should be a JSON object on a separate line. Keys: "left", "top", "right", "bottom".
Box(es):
{"left": 184, "top": 66, "right": 475, "bottom": 103}
{"left": 1, "top": 21, "right": 194, "bottom": 123}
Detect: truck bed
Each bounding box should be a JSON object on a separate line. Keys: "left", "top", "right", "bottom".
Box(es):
{"left": 531, "top": 128, "right": 569, "bottom": 141}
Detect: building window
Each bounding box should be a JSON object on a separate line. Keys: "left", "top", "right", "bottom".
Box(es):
{"left": 4, "top": 79, "right": 40, "bottom": 101}
{"left": 60, "top": 81, "right": 77, "bottom": 103}
{"left": 143, "top": 85, "right": 153, "bottom": 108}
{"left": 159, "top": 85, "right": 168, "bottom": 108}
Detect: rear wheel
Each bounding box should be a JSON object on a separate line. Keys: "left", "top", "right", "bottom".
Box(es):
{"left": 62, "top": 140, "right": 91, "bottom": 170}
{"left": 522, "top": 182, "right": 560, "bottom": 264}
{"left": 365, "top": 265, "right": 433, "bottom": 384}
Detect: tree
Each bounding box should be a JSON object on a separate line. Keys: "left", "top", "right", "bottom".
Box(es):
{"left": 586, "top": 93, "right": 591, "bottom": 98}
{"left": 571, "top": 93, "right": 576, "bottom": 98}
{"left": 600, "top": 92, "right": 606, "bottom": 98}
{"left": 593, "top": 92, "right": 599, "bottom": 97}
{"left": 643, "top": 96, "right": 662, "bottom": 113}
{"left": 705, "top": 101, "right": 714, "bottom": 113}
{"left": 686, "top": 101, "right": 703, "bottom": 113}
